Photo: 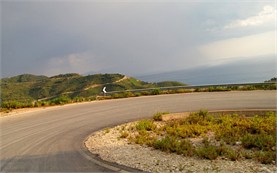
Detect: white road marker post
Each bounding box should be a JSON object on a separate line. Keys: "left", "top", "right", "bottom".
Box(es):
{"left": 102, "top": 87, "right": 107, "bottom": 96}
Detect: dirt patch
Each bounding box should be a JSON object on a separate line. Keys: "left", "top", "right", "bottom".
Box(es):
{"left": 161, "top": 112, "right": 191, "bottom": 121}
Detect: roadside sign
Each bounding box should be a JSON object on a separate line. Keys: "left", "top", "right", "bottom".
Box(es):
{"left": 103, "top": 87, "right": 107, "bottom": 94}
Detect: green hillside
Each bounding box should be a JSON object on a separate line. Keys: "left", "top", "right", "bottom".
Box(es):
{"left": 265, "top": 77, "right": 277, "bottom": 83}
{"left": 1, "top": 73, "right": 186, "bottom": 103}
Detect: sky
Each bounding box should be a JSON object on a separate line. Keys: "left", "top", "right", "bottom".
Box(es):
{"left": 1, "top": 0, "right": 276, "bottom": 80}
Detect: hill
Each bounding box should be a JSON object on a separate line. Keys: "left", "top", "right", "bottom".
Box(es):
{"left": 265, "top": 77, "right": 277, "bottom": 83}
{"left": 1, "top": 73, "right": 186, "bottom": 103}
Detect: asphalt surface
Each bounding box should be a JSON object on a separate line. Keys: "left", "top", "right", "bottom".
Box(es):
{"left": 0, "top": 91, "right": 276, "bottom": 172}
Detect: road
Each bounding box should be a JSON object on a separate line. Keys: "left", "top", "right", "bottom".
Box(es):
{"left": 0, "top": 91, "right": 276, "bottom": 172}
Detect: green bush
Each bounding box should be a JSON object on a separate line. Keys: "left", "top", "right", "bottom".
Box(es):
{"left": 131, "top": 131, "right": 156, "bottom": 146}
{"left": 153, "top": 136, "right": 178, "bottom": 152}
{"left": 141, "top": 91, "right": 151, "bottom": 96}
{"left": 196, "top": 144, "right": 219, "bottom": 160}
{"left": 73, "top": 97, "right": 86, "bottom": 102}
{"left": 151, "top": 89, "right": 161, "bottom": 95}
{"left": 153, "top": 112, "right": 169, "bottom": 121}
{"left": 1, "top": 101, "right": 34, "bottom": 109}
{"left": 111, "top": 93, "right": 124, "bottom": 99}
{"left": 176, "top": 124, "right": 210, "bottom": 138}
{"left": 208, "top": 87, "right": 231, "bottom": 92}
{"left": 227, "top": 86, "right": 239, "bottom": 90}
{"left": 198, "top": 109, "right": 208, "bottom": 118}
{"left": 49, "top": 96, "right": 71, "bottom": 105}
{"left": 136, "top": 120, "right": 156, "bottom": 131}
{"left": 134, "top": 92, "right": 142, "bottom": 97}
{"left": 177, "top": 139, "right": 195, "bottom": 156}
{"left": 185, "top": 110, "right": 210, "bottom": 125}
{"left": 224, "top": 148, "right": 241, "bottom": 161}
{"left": 153, "top": 136, "right": 195, "bottom": 156}
{"left": 241, "top": 133, "right": 275, "bottom": 151}
{"left": 241, "top": 150, "right": 254, "bottom": 159}
{"left": 40, "top": 101, "right": 49, "bottom": 106}
{"left": 123, "top": 92, "right": 134, "bottom": 97}
{"left": 34, "top": 101, "right": 41, "bottom": 107}
{"left": 240, "top": 86, "right": 256, "bottom": 90}
{"left": 255, "top": 151, "right": 276, "bottom": 164}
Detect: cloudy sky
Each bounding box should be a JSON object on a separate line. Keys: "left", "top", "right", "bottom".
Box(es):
{"left": 1, "top": 0, "right": 276, "bottom": 78}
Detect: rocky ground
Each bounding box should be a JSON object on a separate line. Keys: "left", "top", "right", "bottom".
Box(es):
{"left": 85, "top": 122, "right": 277, "bottom": 173}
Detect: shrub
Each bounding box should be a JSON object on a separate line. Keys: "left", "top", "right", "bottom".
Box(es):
{"left": 73, "top": 97, "right": 85, "bottom": 102}
{"left": 153, "top": 136, "right": 195, "bottom": 156}
{"left": 241, "top": 133, "right": 275, "bottom": 151}
{"left": 153, "top": 112, "right": 169, "bottom": 121}
{"left": 111, "top": 93, "right": 123, "bottom": 99}
{"left": 177, "top": 139, "right": 195, "bottom": 156}
{"left": 255, "top": 151, "right": 276, "bottom": 164}
{"left": 208, "top": 87, "right": 231, "bottom": 92}
{"left": 224, "top": 148, "right": 241, "bottom": 161}
{"left": 141, "top": 91, "right": 151, "bottom": 96}
{"left": 215, "top": 125, "right": 242, "bottom": 145}
{"left": 227, "top": 86, "right": 239, "bottom": 90}
{"left": 216, "top": 143, "right": 230, "bottom": 156}
{"left": 1, "top": 101, "right": 34, "bottom": 109}
{"left": 186, "top": 114, "right": 205, "bottom": 124}
{"left": 131, "top": 131, "right": 156, "bottom": 146}
{"left": 185, "top": 110, "right": 210, "bottom": 125}
{"left": 176, "top": 89, "right": 186, "bottom": 93}
{"left": 198, "top": 109, "right": 208, "bottom": 118}
{"left": 196, "top": 145, "right": 219, "bottom": 160}
{"left": 34, "top": 101, "right": 41, "bottom": 107}
{"left": 104, "top": 128, "right": 110, "bottom": 134}
{"left": 195, "top": 138, "right": 219, "bottom": 160}
{"left": 119, "top": 131, "right": 129, "bottom": 138}
{"left": 49, "top": 96, "right": 71, "bottom": 105}
{"left": 151, "top": 89, "right": 161, "bottom": 95}
{"left": 177, "top": 124, "right": 210, "bottom": 138}
{"left": 194, "top": 88, "right": 200, "bottom": 92}
{"left": 241, "top": 150, "right": 254, "bottom": 159}
{"left": 134, "top": 92, "right": 142, "bottom": 97}
{"left": 123, "top": 92, "right": 134, "bottom": 97}
{"left": 153, "top": 136, "right": 178, "bottom": 152}
{"left": 241, "top": 86, "right": 256, "bottom": 90}
{"left": 136, "top": 120, "right": 156, "bottom": 131}
{"left": 41, "top": 101, "right": 49, "bottom": 106}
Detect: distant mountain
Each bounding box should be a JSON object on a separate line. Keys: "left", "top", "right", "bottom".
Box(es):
{"left": 0, "top": 73, "right": 186, "bottom": 102}
{"left": 137, "top": 56, "right": 276, "bottom": 85}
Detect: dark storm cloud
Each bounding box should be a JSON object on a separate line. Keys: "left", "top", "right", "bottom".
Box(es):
{"left": 1, "top": 0, "right": 275, "bottom": 78}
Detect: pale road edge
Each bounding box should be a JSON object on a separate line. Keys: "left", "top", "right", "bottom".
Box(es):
{"left": 81, "top": 135, "right": 146, "bottom": 173}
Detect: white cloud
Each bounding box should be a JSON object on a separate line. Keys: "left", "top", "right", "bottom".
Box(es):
{"left": 224, "top": 5, "right": 276, "bottom": 29}
{"left": 198, "top": 30, "right": 275, "bottom": 62}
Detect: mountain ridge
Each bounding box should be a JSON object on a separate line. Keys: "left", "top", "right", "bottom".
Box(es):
{"left": 1, "top": 73, "right": 186, "bottom": 103}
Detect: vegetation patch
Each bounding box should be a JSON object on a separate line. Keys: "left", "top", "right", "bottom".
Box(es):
{"left": 123, "top": 111, "right": 276, "bottom": 164}
{"left": 153, "top": 112, "right": 169, "bottom": 121}
{"left": 1, "top": 74, "right": 276, "bottom": 112}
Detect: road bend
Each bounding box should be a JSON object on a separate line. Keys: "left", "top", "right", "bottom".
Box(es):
{"left": 0, "top": 91, "right": 276, "bottom": 172}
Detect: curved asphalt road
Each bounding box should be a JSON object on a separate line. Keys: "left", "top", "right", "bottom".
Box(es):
{"left": 0, "top": 91, "right": 276, "bottom": 172}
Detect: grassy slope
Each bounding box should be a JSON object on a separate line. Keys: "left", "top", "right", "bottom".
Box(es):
{"left": 1, "top": 73, "right": 186, "bottom": 102}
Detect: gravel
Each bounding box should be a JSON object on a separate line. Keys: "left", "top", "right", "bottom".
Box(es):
{"left": 85, "top": 122, "right": 277, "bottom": 173}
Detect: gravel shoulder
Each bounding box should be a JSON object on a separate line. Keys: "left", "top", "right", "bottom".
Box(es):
{"left": 85, "top": 122, "right": 277, "bottom": 173}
